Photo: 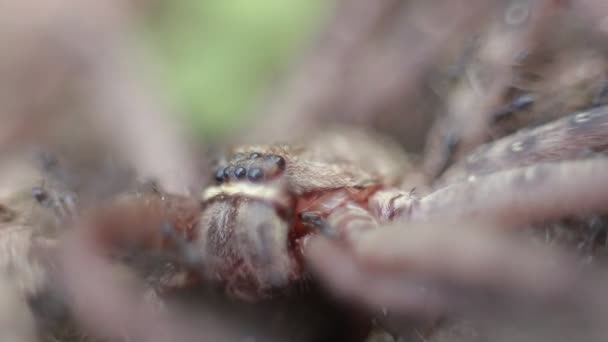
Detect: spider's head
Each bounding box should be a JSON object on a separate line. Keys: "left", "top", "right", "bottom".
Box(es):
{"left": 197, "top": 180, "right": 298, "bottom": 302}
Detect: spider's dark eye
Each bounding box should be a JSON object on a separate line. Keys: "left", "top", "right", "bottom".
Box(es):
{"left": 234, "top": 167, "right": 247, "bottom": 179}
{"left": 223, "top": 166, "right": 235, "bottom": 179}
{"left": 214, "top": 168, "right": 226, "bottom": 182}
{"left": 249, "top": 152, "right": 261, "bottom": 159}
{"left": 247, "top": 168, "right": 264, "bottom": 182}
{"left": 268, "top": 155, "right": 286, "bottom": 169}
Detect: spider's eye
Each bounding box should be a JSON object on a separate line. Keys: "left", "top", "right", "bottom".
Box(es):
{"left": 234, "top": 167, "right": 247, "bottom": 179}
{"left": 247, "top": 168, "right": 264, "bottom": 182}
{"left": 268, "top": 155, "right": 286, "bottom": 170}
{"left": 223, "top": 166, "right": 235, "bottom": 179}
{"left": 214, "top": 168, "right": 226, "bottom": 183}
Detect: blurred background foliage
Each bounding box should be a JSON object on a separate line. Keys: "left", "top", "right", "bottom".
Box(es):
{"left": 142, "top": 0, "right": 329, "bottom": 141}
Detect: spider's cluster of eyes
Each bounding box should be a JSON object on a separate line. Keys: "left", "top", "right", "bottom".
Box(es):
{"left": 215, "top": 152, "right": 286, "bottom": 183}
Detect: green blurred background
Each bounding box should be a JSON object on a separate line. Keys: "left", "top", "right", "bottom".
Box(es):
{"left": 144, "top": 1, "right": 329, "bottom": 140}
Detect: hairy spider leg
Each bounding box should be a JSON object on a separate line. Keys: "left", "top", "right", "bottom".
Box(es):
{"left": 438, "top": 104, "right": 608, "bottom": 186}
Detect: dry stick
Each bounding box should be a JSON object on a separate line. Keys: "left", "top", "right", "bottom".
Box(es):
{"left": 438, "top": 104, "right": 608, "bottom": 185}
{"left": 414, "top": 157, "right": 608, "bottom": 225}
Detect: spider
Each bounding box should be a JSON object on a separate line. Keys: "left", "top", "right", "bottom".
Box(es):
{"left": 1, "top": 105, "right": 606, "bottom": 342}
{"left": 74, "top": 128, "right": 415, "bottom": 302}
{"left": 4, "top": 4, "right": 608, "bottom": 341}
{"left": 72, "top": 103, "right": 608, "bottom": 308}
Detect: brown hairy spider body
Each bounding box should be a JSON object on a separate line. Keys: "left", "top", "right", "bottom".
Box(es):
{"left": 189, "top": 104, "right": 608, "bottom": 302}
{"left": 6, "top": 2, "right": 608, "bottom": 341}
{"left": 3, "top": 105, "right": 608, "bottom": 342}
{"left": 196, "top": 129, "right": 416, "bottom": 301}
{"left": 79, "top": 102, "right": 608, "bottom": 306}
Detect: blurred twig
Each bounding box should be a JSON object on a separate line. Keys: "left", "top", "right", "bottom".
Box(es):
{"left": 250, "top": 0, "right": 495, "bottom": 150}
{"left": 0, "top": 0, "right": 198, "bottom": 195}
